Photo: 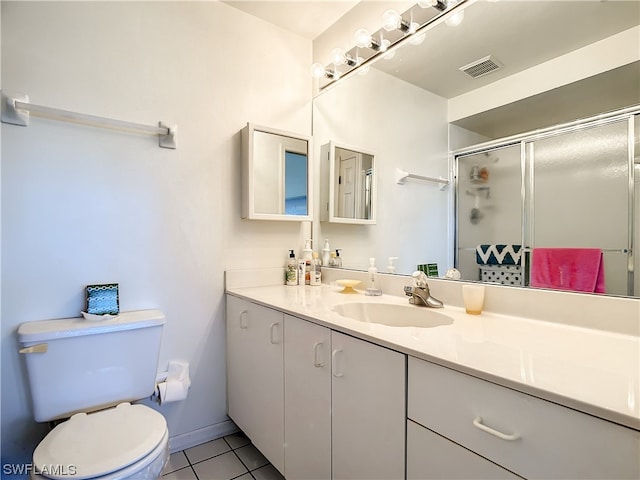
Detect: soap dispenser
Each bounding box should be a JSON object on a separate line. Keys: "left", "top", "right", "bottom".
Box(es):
{"left": 322, "top": 239, "right": 331, "bottom": 266}
{"left": 365, "top": 258, "right": 382, "bottom": 296}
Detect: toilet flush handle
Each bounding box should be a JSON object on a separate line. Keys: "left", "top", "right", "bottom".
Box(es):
{"left": 19, "top": 343, "right": 48, "bottom": 354}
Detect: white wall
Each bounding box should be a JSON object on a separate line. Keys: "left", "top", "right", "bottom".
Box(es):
{"left": 1, "top": 1, "right": 311, "bottom": 463}
{"left": 313, "top": 68, "right": 449, "bottom": 275}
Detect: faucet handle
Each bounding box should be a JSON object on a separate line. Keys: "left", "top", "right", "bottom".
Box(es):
{"left": 411, "top": 271, "right": 428, "bottom": 288}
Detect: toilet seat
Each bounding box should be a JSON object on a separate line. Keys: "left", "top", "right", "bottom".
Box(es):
{"left": 33, "top": 403, "right": 167, "bottom": 480}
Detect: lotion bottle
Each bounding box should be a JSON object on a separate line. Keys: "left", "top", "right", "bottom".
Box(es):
{"left": 365, "top": 257, "right": 382, "bottom": 296}
{"left": 286, "top": 250, "right": 298, "bottom": 286}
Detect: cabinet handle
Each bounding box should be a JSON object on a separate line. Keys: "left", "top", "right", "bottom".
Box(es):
{"left": 239, "top": 310, "right": 248, "bottom": 329}
{"left": 313, "top": 342, "right": 324, "bottom": 367}
{"left": 473, "top": 417, "right": 519, "bottom": 441}
{"left": 332, "top": 349, "right": 344, "bottom": 377}
{"left": 270, "top": 322, "right": 280, "bottom": 344}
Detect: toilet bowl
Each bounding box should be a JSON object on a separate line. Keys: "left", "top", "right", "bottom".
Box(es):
{"left": 30, "top": 403, "right": 169, "bottom": 480}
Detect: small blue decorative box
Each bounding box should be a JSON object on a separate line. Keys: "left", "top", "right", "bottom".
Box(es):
{"left": 86, "top": 283, "right": 119, "bottom": 315}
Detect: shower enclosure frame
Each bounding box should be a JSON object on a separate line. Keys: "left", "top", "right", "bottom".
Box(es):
{"left": 452, "top": 105, "right": 638, "bottom": 296}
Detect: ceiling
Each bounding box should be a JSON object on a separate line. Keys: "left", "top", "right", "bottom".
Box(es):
{"left": 224, "top": 0, "right": 640, "bottom": 138}
{"left": 222, "top": 1, "right": 359, "bottom": 39}
{"left": 373, "top": 0, "right": 640, "bottom": 99}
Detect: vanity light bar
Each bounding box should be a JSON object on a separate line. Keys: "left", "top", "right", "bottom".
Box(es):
{"left": 312, "top": 0, "right": 471, "bottom": 89}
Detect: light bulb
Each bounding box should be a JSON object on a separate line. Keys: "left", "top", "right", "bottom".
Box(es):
{"left": 354, "top": 28, "right": 372, "bottom": 48}
{"left": 330, "top": 47, "right": 346, "bottom": 65}
{"left": 310, "top": 63, "right": 326, "bottom": 79}
{"left": 379, "top": 38, "right": 391, "bottom": 53}
{"left": 382, "top": 10, "right": 402, "bottom": 31}
{"left": 418, "top": 0, "right": 447, "bottom": 10}
{"left": 445, "top": 9, "right": 464, "bottom": 27}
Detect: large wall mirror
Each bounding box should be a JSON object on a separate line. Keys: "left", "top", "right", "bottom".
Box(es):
{"left": 320, "top": 141, "right": 376, "bottom": 224}
{"left": 242, "top": 123, "right": 312, "bottom": 221}
{"left": 312, "top": 0, "right": 640, "bottom": 297}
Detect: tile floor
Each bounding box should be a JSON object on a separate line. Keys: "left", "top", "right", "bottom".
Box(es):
{"left": 162, "top": 432, "right": 284, "bottom": 480}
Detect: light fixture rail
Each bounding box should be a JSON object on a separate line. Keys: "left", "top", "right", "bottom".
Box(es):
{"left": 1, "top": 92, "right": 177, "bottom": 149}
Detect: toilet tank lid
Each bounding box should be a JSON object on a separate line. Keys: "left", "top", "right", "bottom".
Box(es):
{"left": 18, "top": 309, "right": 165, "bottom": 343}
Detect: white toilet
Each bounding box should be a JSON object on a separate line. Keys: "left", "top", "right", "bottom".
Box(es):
{"left": 18, "top": 310, "right": 169, "bottom": 480}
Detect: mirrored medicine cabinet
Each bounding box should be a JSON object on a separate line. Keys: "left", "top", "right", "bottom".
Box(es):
{"left": 320, "top": 141, "right": 376, "bottom": 225}
{"left": 241, "top": 123, "right": 313, "bottom": 221}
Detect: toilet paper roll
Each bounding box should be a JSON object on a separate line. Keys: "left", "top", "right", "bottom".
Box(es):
{"left": 157, "top": 380, "right": 189, "bottom": 404}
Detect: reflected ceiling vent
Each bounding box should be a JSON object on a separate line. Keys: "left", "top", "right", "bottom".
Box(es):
{"left": 459, "top": 55, "right": 503, "bottom": 79}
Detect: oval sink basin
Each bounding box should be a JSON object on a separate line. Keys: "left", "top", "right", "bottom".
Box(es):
{"left": 332, "top": 302, "right": 454, "bottom": 328}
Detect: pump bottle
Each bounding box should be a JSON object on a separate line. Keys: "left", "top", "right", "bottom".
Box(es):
{"left": 322, "top": 239, "right": 331, "bottom": 266}
{"left": 285, "top": 250, "right": 298, "bottom": 286}
{"left": 330, "top": 249, "right": 342, "bottom": 267}
{"left": 310, "top": 252, "right": 322, "bottom": 286}
{"left": 303, "top": 239, "right": 313, "bottom": 285}
{"left": 365, "top": 257, "right": 382, "bottom": 296}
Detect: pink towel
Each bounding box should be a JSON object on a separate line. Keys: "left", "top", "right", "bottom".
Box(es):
{"left": 530, "top": 248, "right": 605, "bottom": 294}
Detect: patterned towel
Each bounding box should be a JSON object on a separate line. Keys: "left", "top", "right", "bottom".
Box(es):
{"left": 476, "top": 244, "right": 522, "bottom": 266}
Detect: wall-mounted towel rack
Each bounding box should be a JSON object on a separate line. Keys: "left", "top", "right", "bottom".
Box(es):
{"left": 1, "top": 92, "right": 177, "bottom": 149}
{"left": 395, "top": 168, "right": 449, "bottom": 190}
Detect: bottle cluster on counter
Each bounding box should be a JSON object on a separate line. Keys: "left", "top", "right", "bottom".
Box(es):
{"left": 285, "top": 238, "right": 341, "bottom": 286}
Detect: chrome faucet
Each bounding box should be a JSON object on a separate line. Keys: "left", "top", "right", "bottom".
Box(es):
{"left": 404, "top": 271, "right": 444, "bottom": 308}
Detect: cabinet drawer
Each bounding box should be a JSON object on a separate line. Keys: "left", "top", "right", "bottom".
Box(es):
{"left": 408, "top": 357, "right": 640, "bottom": 479}
{"left": 408, "top": 419, "right": 519, "bottom": 479}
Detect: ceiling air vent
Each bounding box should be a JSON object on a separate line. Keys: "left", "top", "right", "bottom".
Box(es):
{"left": 459, "top": 55, "right": 503, "bottom": 79}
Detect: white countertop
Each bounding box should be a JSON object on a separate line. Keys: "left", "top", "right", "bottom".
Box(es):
{"left": 226, "top": 284, "right": 640, "bottom": 431}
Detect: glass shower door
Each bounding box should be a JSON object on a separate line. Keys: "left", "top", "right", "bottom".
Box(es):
{"left": 456, "top": 144, "right": 522, "bottom": 283}
{"left": 530, "top": 118, "right": 631, "bottom": 295}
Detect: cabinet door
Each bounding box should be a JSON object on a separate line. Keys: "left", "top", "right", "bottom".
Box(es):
{"left": 407, "top": 419, "right": 519, "bottom": 479}
{"left": 226, "top": 295, "right": 284, "bottom": 473}
{"left": 331, "top": 331, "right": 406, "bottom": 480}
{"left": 284, "top": 315, "right": 331, "bottom": 479}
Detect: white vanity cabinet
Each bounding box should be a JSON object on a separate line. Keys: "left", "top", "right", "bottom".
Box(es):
{"left": 408, "top": 357, "right": 640, "bottom": 480}
{"left": 226, "top": 295, "right": 285, "bottom": 473}
{"left": 227, "top": 296, "right": 406, "bottom": 480}
{"left": 283, "top": 314, "right": 406, "bottom": 480}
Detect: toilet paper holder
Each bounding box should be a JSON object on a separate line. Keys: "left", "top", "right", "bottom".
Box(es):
{"left": 152, "top": 360, "right": 191, "bottom": 404}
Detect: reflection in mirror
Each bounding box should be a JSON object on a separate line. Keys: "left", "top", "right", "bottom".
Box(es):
{"left": 312, "top": 0, "right": 639, "bottom": 298}
{"left": 455, "top": 109, "right": 639, "bottom": 297}
{"left": 242, "top": 123, "right": 312, "bottom": 221}
{"left": 321, "top": 142, "right": 375, "bottom": 224}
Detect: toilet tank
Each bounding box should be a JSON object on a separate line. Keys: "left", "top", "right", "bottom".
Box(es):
{"left": 18, "top": 309, "right": 165, "bottom": 422}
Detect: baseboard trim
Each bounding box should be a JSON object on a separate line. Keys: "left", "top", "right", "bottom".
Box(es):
{"left": 168, "top": 419, "right": 239, "bottom": 453}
